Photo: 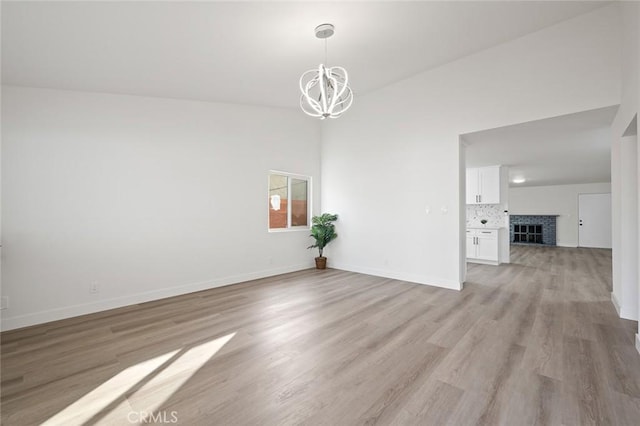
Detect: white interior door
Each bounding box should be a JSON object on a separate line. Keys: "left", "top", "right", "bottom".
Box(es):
{"left": 579, "top": 193, "right": 612, "bottom": 248}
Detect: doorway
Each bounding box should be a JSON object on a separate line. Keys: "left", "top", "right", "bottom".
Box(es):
{"left": 578, "top": 193, "right": 612, "bottom": 248}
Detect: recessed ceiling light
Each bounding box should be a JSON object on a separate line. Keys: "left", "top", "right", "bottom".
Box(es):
{"left": 512, "top": 177, "right": 526, "bottom": 184}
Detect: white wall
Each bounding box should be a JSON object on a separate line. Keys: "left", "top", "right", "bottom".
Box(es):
{"left": 321, "top": 6, "right": 621, "bottom": 289}
{"left": 619, "top": 136, "right": 638, "bottom": 320}
{"left": 610, "top": 1, "right": 640, "bottom": 342}
{"left": 1, "top": 86, "right": 321, "bottom": 330}
{"left": 509, "top": 183, "right": 611, "bottom": 248}
{"left": 612, "top": 135, "right": 622, "bottom": 314}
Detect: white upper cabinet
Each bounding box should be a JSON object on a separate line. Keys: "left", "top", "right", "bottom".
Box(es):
{"left": 466, "top": 166, "right": 501, "bottom": 205}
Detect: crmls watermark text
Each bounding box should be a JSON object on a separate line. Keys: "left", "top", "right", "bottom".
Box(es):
{"left": 127, "top": 411, "right": 179, "bottom": 424}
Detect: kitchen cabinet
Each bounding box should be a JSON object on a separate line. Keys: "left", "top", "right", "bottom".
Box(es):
{"left": 466, "top": 228, "right": 501, "bottom": 265}
{"left": 466, "top": 166, "right": 501, "bottom": 205}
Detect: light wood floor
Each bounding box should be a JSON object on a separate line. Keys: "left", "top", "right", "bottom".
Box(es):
{"left": 2, "top": 245, "right": 640, "bottom": 425}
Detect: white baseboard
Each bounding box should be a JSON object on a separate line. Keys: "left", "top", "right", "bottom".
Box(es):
{"left": 636, "top": 334, "right": 640, "bottom": 356}
{"left": 467, "top": 258, "right": 499, "bottom": 266}
{"left": 330, "top": 262, "right": 462, "bottom": 291}
{"left": 0, "top": 262, "right": 313, "bottom": 331}
{"left": 556, "top": 243, "right": 578, "bottom": 248}
{"left": 611, "top": 291, "right": 621, "bottom": 316}
{"left": 610, "top": 291, "right": 638, "bottom": 321}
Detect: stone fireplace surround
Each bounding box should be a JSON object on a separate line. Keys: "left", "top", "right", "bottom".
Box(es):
{"left": 509, "top": 215, "right": 558, "bottom": 246}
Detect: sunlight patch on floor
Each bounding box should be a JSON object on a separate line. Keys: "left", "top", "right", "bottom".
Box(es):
{"left": 128, "top": 332, "right": 236, "bottom": 414}
{"left": 42, "top": 332, "right": 236, "bottom": 425}
{"left": 42, "top": 350, "right": 180, "bottom": 425}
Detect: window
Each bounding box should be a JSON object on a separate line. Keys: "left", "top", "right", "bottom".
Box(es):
{"left": 268, "top": 172, "right": 310, "bottom": 230}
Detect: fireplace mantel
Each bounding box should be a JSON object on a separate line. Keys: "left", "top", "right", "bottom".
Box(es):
{"left": 510, "top": 214, "right": 560, "bottom": 217}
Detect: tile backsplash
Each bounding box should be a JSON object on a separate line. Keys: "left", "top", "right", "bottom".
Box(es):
{"left": 466, "top": 204, "right": 508, "bottom": 228}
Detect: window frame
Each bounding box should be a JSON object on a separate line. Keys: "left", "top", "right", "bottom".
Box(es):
{"left": 267, "top": 170, "right": 312, "bottom": 232}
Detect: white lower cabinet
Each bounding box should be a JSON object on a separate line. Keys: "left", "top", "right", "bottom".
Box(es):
{"left": 466, "top": 235, "right": 477, "bottom": 259}
{"left": 467, "top": 228, "right": 500, "bottom": 265}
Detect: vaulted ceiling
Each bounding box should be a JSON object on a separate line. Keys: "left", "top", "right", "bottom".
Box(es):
{"left": 2, "top": 1, "right": 609, "bottom": 109}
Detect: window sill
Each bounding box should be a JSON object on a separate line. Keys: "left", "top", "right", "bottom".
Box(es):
{"left": 268, "top": 227, "right": 310, "bottom": 233}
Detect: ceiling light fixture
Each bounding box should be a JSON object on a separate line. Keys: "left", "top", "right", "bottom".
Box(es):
{"left": 512, "top": 177, "right": 526, "bottom": 184}
{"left": 299, "top": 23, "right": 353, "bottom": 119}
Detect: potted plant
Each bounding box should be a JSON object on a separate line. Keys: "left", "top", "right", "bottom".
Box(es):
{"left": 308, "top": 213, "right": 338, "bottom": 269}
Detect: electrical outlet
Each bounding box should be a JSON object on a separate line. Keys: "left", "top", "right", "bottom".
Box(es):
{"left": 90, "top": 282, "right": 99, "bottom": 294}
{"left": 0, "top": 296, "right": 8, "bottom": 310}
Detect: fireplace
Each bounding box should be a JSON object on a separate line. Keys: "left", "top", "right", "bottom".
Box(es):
{"left": 513, "top": 224, "right": 543, "bottom": 244}
{"left": 510, "top": 215, "right": 557, "bottom": 246}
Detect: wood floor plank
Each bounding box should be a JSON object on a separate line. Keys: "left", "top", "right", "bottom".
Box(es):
{"left": 521, "top": 289, "right": 565, "bottom": 380}
{"left": 562, "top": 336, "right": 615, "bottom": 425}
{"left": 391, "top": 379, "right": 464, "bottom": 425}
{"left": 1, "top": 245, "right": 639, "bottom": 425}
{"left": 502, "top": 371, "right": 563, "bottom": 426}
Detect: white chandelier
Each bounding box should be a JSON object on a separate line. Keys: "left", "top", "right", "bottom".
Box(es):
{"left": 299, "top": 24, "right": 353, "bottom": 119}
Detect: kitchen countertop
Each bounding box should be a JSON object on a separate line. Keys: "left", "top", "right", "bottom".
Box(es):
{"left": 467, "top": 226, "right": 505, "bottom": 230}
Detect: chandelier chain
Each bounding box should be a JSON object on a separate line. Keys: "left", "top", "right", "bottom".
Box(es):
{"left": 324, "top": 38, "right": 328, "bottom": 66}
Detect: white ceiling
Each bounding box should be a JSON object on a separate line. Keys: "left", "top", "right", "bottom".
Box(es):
{"left": 463, "top": 106, "right": 618, "bottom": 187}
{"left": 2, "top": 1, "right": 609, "bottom": 109}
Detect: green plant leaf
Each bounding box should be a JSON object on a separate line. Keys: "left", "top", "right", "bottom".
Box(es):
{"left": 308, "top": 213, "right": 338, "bottom": 257}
